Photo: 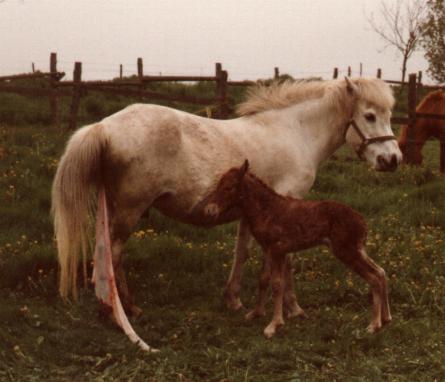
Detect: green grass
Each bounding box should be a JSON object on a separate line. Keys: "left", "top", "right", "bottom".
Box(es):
{"left": 0, "top": 116, "right": 445, "bottom": 381}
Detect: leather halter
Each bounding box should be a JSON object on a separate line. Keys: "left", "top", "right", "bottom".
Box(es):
{"left": 345, "top": 119, "right": 397, "bottom": 159}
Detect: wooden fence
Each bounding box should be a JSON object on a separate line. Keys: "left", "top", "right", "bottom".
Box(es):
{"left": 1, "top": 53, "right": 444, "bottom": 172}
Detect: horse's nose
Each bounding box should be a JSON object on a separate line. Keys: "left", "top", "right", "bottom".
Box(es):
{"left": 377, "top": 154, "right": 398, "bottom": 172}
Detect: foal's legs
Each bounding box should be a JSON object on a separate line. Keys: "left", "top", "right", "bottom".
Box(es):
{"left": 283, "top": 255, "right": 307, "bottom": 319}
{"left": 225, "top": 220, "right": 303, "bottom": 314}
{"left": 245, "top": 252, "right": 271, "bottom": 321}
{"left": 264, "top": 252, "right": 286, "bottom": 338}
{"left": 224, "top": 218, "right": 253, "bottom": 310}
{"left": 359, "top": 249, "right": 391, "bottom": 325}
{"left": 332, "top": 245, "right": 389, "bottom": 333}
{"left": 246, "top": 253, "right": 307, "bottom": 321}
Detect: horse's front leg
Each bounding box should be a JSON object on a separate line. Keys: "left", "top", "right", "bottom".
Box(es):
{"left": 224, "top": 218, "right": 252, "bottom": 310}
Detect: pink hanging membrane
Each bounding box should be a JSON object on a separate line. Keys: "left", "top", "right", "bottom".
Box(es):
{"left": 92, "top": 188, "right": 156, "bottom": 352}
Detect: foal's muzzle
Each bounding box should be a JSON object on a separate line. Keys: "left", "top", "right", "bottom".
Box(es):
{"left": 204, "top": 203, "right": 220, "bottom": 218}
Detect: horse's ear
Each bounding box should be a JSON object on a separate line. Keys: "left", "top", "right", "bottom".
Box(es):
{"left": 240, "top": 159, "right": 249, "bottom": 177}
{"left": 345, "top": 77, "right": 358, "bottom": 95}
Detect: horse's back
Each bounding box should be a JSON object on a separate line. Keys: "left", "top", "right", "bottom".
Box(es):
{"left": 96, "top": 104, "right": 245, "bottom": 213}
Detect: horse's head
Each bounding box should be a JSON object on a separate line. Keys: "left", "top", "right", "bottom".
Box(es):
{"left": 344, "top": 77, "right": 403, "bottom": 172}
{"left": 204, "top": 160, "right": 249, "bottom": 219}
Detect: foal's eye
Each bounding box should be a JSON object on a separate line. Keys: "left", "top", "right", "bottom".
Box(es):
{"left": 364, "top": 113, "right": 376, "bottom": 123}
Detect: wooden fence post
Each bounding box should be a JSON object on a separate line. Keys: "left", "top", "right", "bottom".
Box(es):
{"left": 347, "top": 66, "right": 351, "bottom": 77}
{"left": 137, "top": 58, "right": 144, "bottom": 100}
{"left": 220, "top": 70, "right": 228, "bottom": 119}
{"left": 274, "top": 67, "right": 279, "bottom": 79}
{"left": 120, "top": 64, "right": 123, "bottom": 79}
{"left": 377, "top": 68, "right": 382, "bottom": 79}
{"left": 215, "top": 63, "right": 228, "bottom": 119}
{"left": 333, "top": 67, "right": 338, "bottom": 79}
{"left": 405, "top": 73, "right": 417, "bottom": 165}
{"left": 215, "top": 63, "right": 222, "bottom": 118}
{"left": 49, "top": 52, "right": 59, "bottom": 126}
{"left": 69, "top": 62, "right": 82, "bottom": 130}
{"left": 32, "top": 63, "right": 35, "bottom": 73}
{"left": 359, "top": 63, "right": 363, "bottom": 77}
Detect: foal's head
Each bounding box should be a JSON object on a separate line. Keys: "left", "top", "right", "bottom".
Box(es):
{"left": 204, "top": 160, "right": 249, "bottom": 219}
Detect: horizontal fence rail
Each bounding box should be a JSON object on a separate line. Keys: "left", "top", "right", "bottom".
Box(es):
{"left": 0, "top": 53, "right": 443, "bottom": 172}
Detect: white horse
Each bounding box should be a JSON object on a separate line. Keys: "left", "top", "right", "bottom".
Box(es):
{"left": 52, "top": 77, "right": 401, "bottom": 337}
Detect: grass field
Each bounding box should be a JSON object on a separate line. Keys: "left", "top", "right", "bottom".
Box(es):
{"left": 0, "top": 112, "right": 444, "bottom": 380}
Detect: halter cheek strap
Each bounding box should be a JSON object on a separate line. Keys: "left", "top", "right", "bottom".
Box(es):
{"left": 346, "top": 119, "right": 397, "bottom": 159}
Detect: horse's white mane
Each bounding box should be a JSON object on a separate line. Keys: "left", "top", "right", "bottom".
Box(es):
{"left": 237, "top": 78, "right": 395, "bottom": 116}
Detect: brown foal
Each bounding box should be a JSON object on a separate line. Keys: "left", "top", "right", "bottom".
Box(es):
{"left": 205, "top": 160, "right": 391, "bottom": 338}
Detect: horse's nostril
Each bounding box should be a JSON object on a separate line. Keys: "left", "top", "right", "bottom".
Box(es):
{"left": 377, "top": 155, "right": 387, "bottom": 167}
{"left": 390, "top": 154, "right": 397, "bottom": 166}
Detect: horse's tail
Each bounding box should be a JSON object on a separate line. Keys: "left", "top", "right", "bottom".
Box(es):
{"left": 51, "top": 123, "right": 105, "bottom": 300}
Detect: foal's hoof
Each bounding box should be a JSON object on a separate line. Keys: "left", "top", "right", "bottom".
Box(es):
{"left": 245, "top": 309, "right": 265, "bottom": 321}
{"left": 263, "top": 321, "right": 284, "bottom": 338}
{"left": 366, "top": 323, "right": 382, "bottom": 334}
{"left": 382, "top": 315, "right": 392, "bottom": 326}
{"left": 223, "top": 291, "right": 244, "bottom": 311}
{"left": 286, "top": 307, "right": 308, "bottom": 320}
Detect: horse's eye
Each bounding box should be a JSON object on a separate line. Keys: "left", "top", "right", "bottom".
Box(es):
{"left": 364, "top": 113, "right": 376, "bottom": 123}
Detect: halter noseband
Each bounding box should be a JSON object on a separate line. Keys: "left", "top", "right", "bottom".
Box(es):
{"left": 345, "top": 119, "right": 397, "bottom": 159}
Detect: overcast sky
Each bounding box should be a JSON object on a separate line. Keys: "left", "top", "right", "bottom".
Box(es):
{"left": 0, "top": 0, "right": 431, "bottom": 82}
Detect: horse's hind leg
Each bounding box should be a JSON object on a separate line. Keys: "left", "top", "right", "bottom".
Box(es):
{"left": 109, "top": 206, "right": 147, "bottom": 317}
{"left": 224, "top": 218, "right": 253, "bottom": 310}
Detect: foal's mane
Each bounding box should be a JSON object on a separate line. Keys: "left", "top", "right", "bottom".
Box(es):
{"left": 244, "top": 172, "right": 294, "bottom": 203}
{"left": 237, "top": 78, "right": 395, "bottom": 116}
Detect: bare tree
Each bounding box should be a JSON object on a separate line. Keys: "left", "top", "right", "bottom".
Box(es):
{"left": 367, "top": 0, "right": 427, "bottom": 82}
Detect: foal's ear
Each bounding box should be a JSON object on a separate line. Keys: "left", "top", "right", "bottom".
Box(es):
{"left": 239, "top": 159, "right": 249, "bottom": 177}
{"left": 345, "top": 77, "right": 359, "bottom": 95}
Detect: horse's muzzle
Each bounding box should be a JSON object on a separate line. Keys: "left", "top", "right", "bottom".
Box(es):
{"left": 376, "top": 154, "right": 398, "bottom": 172}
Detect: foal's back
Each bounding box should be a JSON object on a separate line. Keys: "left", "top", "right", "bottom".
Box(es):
{"left": 244, "top": 175, "right": 367, "bottom": 252}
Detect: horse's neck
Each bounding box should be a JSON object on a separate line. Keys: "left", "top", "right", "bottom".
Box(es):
{"left": 283, "top": 99, "right": 349, "bottom": 165}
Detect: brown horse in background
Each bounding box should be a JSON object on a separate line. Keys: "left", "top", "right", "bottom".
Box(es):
{"left": 398, "top": 90, "right": 445, "bottom": 165}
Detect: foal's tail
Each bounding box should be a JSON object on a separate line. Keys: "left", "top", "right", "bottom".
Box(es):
{"left": 51, "top": 124, "right": 105, "bottom": 300}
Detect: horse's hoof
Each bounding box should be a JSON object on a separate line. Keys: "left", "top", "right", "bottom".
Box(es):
{"left": 130, "top": 305, "right": 143, "bottom": 318}
{"left": 97, "top": 301, "right": 113, "bottom": 321}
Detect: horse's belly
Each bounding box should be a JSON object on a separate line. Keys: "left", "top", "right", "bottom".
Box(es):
{"left": 153, "top": 192, "right": 241, "bottom": 227}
